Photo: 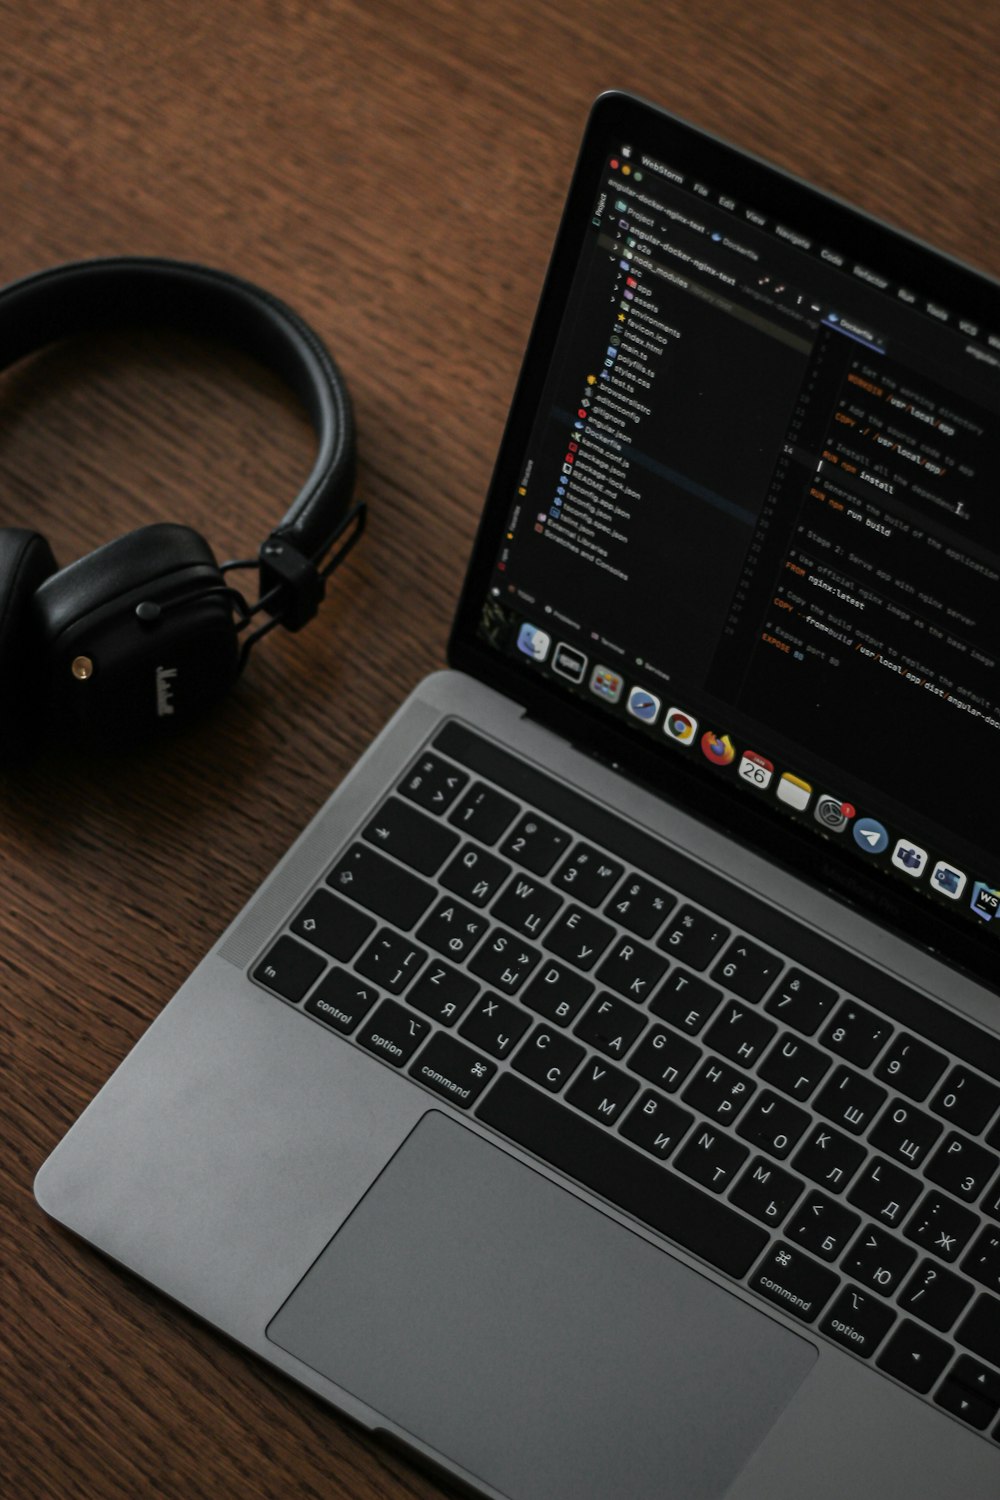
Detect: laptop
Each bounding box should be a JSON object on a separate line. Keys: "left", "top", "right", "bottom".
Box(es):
{"left": 36, "top": 91, "right": 1000, "bottom": 1499}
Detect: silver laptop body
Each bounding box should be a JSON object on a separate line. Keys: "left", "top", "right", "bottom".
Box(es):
{"left": 36, "top": 92, "right": 1000, "bottom": 1499}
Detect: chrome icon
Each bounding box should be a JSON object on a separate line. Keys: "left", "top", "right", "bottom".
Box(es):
{"left": 665, "top": 707, "right": 698, "bottom": 745}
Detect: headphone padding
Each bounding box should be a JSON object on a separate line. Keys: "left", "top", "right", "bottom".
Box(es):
{"left": 0, "top": 527, "right": 59, "bottom": 763}
{"left": 34, "top": 522, "right": 220, "bottom": 643}
{"left": 34, "top": 523, "right": 242, "bottom": 750}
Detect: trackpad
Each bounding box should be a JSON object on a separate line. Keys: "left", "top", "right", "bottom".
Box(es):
{"left": 267, "top": 1111, "right": 815, "bottom": 1500}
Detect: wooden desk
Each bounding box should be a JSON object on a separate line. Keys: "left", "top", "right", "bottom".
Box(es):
{"left": 2, "top": 3, "right": 997, "bottom": 1495}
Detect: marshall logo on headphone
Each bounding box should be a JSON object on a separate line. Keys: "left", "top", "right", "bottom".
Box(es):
{"left": 155, "top": 666, "right": 178, "bottom": 718}
{"left": 0, "top": 256, "right": 363, "bottom": 762}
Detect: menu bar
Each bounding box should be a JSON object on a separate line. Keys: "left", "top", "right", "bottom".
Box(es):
{"left": 632, "top": 148, "right": 1000, "bottom": 363}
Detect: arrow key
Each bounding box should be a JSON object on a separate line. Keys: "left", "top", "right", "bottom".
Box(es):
{"left": 935, "top": 1356, "right": 1000, "bottom": 1429}
{"left": 876, "top": 1318, "right": 951, "bottom": 1394}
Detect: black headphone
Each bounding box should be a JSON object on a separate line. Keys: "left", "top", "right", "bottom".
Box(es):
{"left": 0, "top": 256, "right": 362, "bottom": 764}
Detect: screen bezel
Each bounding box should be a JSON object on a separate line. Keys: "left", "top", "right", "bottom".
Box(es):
{"left": 449, "top": 90, "right": 1000, "bottom": 994}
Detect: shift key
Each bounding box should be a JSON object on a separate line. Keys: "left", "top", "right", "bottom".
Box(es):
{"left": 327, "top": 843, "right": 435, "bottom": 930}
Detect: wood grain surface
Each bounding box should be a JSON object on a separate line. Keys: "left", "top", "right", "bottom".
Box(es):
{"left": 1, "top": 3, "right": 998, "bottom": 1496}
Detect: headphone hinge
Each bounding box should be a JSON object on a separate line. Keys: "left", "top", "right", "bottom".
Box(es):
{"left": 257, "top": 537, "right": 324, "bottom": 631}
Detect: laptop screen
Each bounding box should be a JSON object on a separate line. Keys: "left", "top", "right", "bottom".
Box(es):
{"left": 451, "top": 91, "right": 1000, "bottom": 988}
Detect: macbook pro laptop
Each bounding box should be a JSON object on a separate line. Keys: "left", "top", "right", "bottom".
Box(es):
{"left": 36, "top": 91, "right": 1000, "bottom": 1499}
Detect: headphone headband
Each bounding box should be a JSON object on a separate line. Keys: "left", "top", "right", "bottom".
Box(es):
{"left": 0, "top": 256, "right": 359, "bottom": 623}
{"left": 0, "top": 257, "right": 363, "bottom": 760}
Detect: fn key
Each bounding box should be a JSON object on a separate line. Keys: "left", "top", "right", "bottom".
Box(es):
{"left": 253, "top": 935, "right": 325, "bottom": 1002}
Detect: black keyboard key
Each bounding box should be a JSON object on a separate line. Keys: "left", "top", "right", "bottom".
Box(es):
{"left": 968, "top": 1353, "right": 1000, "bottom": 1403}
{"left": 748, "top": 1242, "right": 837, "bottom": 1323}
{"left": 436, "top": 725, "right": 1000, "bottom": 1089}
{"left": 819, "top": 1285, "right": 895, "bottom": 1359}
{"left": 362, "top": 796, "right": 460, "bottom": 874}
{"left": 355, "top": 929, "right": 427, "bottom": 994}
{"left": 439, "top": 843, "right": 512, "bottom": 906}
{"left": 907, "top": 1209, "right": 975, "bottom": 1299}
{"left": 963, "top": 1226, "right": 1000, "bottom": 1295}
{"left": 764, "top": 968, "right": 837, "bottom": 1035}
{"left": 931, "top": 1067, "right": 1000, "bottom": 1136}
{"left": 658, "top": 904, "right": 730, "bottom": 970}
{"left": 469, "top": 928, "right": 540, "bottom": 993}
{"left": 628, "top": 1026, "right": 701, "bottom": 1093}
{"left": 409, "top": 1032, "right": 496, "bottom": 1107}
{"left": 675, "top": 1126, "right": 748, "bottom": 1193}
{"left": 448, "top": 781, "right": 519, "bottom": 843}
{"left": 711, "top": 938, "right": 783, "bottom": 1003}
{"left": 682, "top": 1056, "right": 755, "bottom": 1124}
{"left": 499, "top": 812, "right": 570, "bottom": 875}
{"left": 730, "top": 1157, "right": 803, "bottom": 1226}
{"left": 553, "top": 844, "right": 624, "bottom": 907}
{"left": 704, "top": 1003, "right": 776, "bottom": 1069}
{"left": 957, "top": 1293, "right": 1000, "bottom": 1370}
{"left": 936, "top": 1359, "right": 1000, "bottom": 1429}
{"left": 814, "top": 1066, "right": 887, "bottom": 1135}
{"left": 793, "top": 1123, "right": 866, "bottom": 1194}
{"left": 512, "top": 1025, "right": 586, "bottom": 1092}
{"left": 543, "top": 904, "right": 616, "bottom": 971}
{"left": 984, "top": 1181, "right": 1000, "bottom": 1223}
{"left": 869, "top": 1097, "right": 942, "bottom": 1168}
{"left": 252, "top": 935, "right": 325, "bottom": 1003}
{"left": 398, "top": 753, "right": 468, "bottom": 813}
{"left": 758, "top": 1032, "right": 830, "bottom": 1101}
{"left": 304, "top": 968, "right": 378, "bottom": 1034}
{"left": 619, "top": 1090, "right": 694, "bottom": 1161}
{"left": 327, "top": 844, "right": 435, "bottom": 930}
{"left": 574, "top": 993, "right": 647, "bottom": 1060}
{"left": 926, "top": 1132, "right": 999, "bottom": 1202}
{"left": 876, "top": 1319, "right": 951, "bottom": 1393}
{"left": 522, "top": 960, "right": 594, "bottom": 1026}
{"left": 946, "top": 1354, "right": 1000, "bottom": 1409}
{"left": 416, "top": 898, "right": 490, "bottom": 962}
{"left": 476, "top": 1073, "right": 768, "bottom": 1277}
{"left": 649, "top": 968, "right": 723, "bottom": 1035}
{"left": 458, "top": 992, "right": 531, "bottom": 1058}
{"left": 604, "top": 874, "right": 676, "bottom": 938}
{"left": 595, "top": 934, "right": 668, "bottom": 1004}
{"left": 566, "top": 1057, "right": 638, "bottom": 1126}
{"left": 407, "top": 960, "right": 478, "bottom": 1026}
{"left": 491, "top": 871, "right": 563, "bottom": 939}
{"left": 820, "top": 1001, "right": 893, "bottom": 1068}
{"left": 874, "top": 1031, "right": 948, "bottom": 1101}
{"left": 356, "top": 1000, "right": 430, "bottom": 1067}
{"left": 786, "top": 1192, "right": 860, "bottom": 1261}
{"left": 904, "top": 1191, "right": 979, "bottom": 1265}
{"left": 899, "top": 1259, "right": 974, "bottom": 1331}
{"left": 290, "top": 889, "right": 376, "bottom": 960}
{"left": 842, "top": 1225, "right": 916, "bottom": 1295}
{"left": 847, "top": 1157, "right": 921, "bottom": 1230}
{"left": 736, "top": 1091, "right": 809, "bottom": 1159}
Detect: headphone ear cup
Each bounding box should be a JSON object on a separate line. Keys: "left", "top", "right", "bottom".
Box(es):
{"left": 0, "top": 527, "right": 58, "bottom": 765}
{"left": 35, "top": 523, "right": 240, "bottom": 749}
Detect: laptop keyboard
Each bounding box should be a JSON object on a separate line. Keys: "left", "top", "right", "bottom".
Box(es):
{"left": 250, "top": 721, "right": 1000, "bottom": 1443}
